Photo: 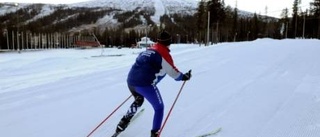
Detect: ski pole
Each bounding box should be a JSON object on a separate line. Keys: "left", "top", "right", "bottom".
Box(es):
{"left": 86, "top": 94, "right": 133, "bottom": 137}
{"left": 158, "top": 81, "right": 187, "bottom": 137}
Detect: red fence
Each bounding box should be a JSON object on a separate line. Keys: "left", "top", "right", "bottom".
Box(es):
{"left": 74, "top": 41, "right": 100, "bottom": 48}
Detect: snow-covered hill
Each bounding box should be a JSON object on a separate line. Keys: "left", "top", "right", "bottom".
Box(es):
{"left": 70, "top": 0, "right": 197, "bottom": 13}
{"left": 0, "top": 0, "right": 197, "bottom": 27}
{"left": 1, "top": 39, "right": 320, "bottom": 137}
{"left": 70, "top": 0, "right": 197, "bottom": 24}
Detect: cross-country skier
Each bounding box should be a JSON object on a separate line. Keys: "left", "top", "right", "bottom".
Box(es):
{"left": 114, "top": 30, "right": 192, "bottom": 137}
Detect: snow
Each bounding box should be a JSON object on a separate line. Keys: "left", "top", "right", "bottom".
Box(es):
{"left": 1, "top": 39, "right": 320, "bottom": 137}
{"left": 151, "top": 0, "right": 166, "bottom": 24}
{"left": 70, "top": 0, "right": 149, "bottom": 10}
{"left": 0, "top": 3, "right": 28, "bottom": 16}
{"left": 95, "top": 13, "right": 117, "bottom": 28}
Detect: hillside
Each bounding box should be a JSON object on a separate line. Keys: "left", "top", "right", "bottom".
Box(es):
{"left": 1, "top": 39, "right": 320, "bottom": 137}
{"left": 0, "top": 0, "right": 198, "bottom": 33}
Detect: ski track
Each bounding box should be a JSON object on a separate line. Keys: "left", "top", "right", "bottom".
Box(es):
{"left": 1, "top": 39, "right": 320, "bottom": 137}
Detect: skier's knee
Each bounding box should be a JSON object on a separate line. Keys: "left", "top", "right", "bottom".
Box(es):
{"left": 154, "top": 103, "right": 164, "bottom": 112}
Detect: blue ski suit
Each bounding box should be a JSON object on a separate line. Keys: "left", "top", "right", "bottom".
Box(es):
{"left": 126, "top": 43, "right": 185, "bottom": 131}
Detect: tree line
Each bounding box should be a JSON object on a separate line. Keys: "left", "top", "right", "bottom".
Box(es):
{"left": 196, "top": 0, "right": 320, "bottom": 44}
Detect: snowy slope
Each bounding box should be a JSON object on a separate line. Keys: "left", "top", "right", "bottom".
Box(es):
{"left": 70, "top": 0, "right": 197, "bottom": 24}
{"left": 0, "top": 3, "right": 29, "bottom": 15}
{"left": 1, "top": 39, "right": 320, "bottom": 137}
{"left": 70, "top": 0, "right": 197, "bottom": 10}
{"left": 25, "top": 4, "right": 56, "bottom": 24}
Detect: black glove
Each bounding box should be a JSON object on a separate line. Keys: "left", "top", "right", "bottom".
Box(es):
{"left": 182, "top": 70, "right": 192, "bottom": 81}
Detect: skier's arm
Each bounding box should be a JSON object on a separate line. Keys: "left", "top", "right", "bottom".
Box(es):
{"left": 161, "top": 57, "right": 183, "bottom": 80}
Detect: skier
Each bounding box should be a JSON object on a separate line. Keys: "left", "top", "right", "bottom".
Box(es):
{"left": 114, "top": 30, "right": 192, "bottom": 137}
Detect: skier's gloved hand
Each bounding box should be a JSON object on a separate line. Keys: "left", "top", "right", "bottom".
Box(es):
{"left": 182, "top": 70, "right": 192, "bottom": 81}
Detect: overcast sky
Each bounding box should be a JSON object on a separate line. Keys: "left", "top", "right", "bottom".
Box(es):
{"left": 1, "top": 0, "right": 314, "bottom": 17}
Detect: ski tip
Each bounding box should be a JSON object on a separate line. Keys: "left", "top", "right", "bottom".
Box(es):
{"left": 111, "top": 132, "right": 120, "bottom": 137}
{"left": 196, "top": 127, "right": 222, "bottom": 137}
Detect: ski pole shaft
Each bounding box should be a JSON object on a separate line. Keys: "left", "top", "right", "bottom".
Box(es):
{"left": 86, "top": 94, "right": 133, "bottom": 137}
{"left": 158, "top": 81, "right": 187, "bottom": 137}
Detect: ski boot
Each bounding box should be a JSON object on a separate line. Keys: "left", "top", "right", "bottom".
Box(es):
{"left": 115, "top": 117, "right": 130, "bottom": 133}
{"left": 151, "top": 130, "right": 159, "bottom": 137}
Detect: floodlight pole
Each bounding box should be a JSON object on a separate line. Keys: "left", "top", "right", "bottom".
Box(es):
{"left": 303, "top": 11, "right": 306, "bottom": 39}
{"left": 206, "top": 11, "right": 210, "bottom": 46}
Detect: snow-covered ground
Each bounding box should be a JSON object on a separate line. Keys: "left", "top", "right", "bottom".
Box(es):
{"left": 1, "top": 39, "right": 320, "bottom": 137}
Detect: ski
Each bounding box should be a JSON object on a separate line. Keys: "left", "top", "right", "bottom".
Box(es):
{"left": 196, "top": 127, "right": 222, "bottom": 137}
{"left": 131, "top": 108, "right": 145, "bottom": 121}
{"left": 110, "top": 108, "right": 145, "bottom": 137}
{"left": 111, "top": 132, "right": 120, "bottom": 137}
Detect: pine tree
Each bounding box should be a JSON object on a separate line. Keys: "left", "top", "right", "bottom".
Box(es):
{"left": 311, "top": 0, "right": 320, "bottom": 38}
{"left": 291, "top": 0, "right": 301, "bottom": 38}
{"left": 207, "top": 0, "right": 225, "bottom": 43}
{"left": 311, "top": 0, "right": 320, "bottom": 17}
{"left": 207, "top": 0, "right": 225, "bottom": 25}
{"left": 196, "top": 0, "right": 207, "bottom": 43}
{"left": 232, "top": 2, "right": 238, "bottom": 41}
{"left": 252, "top": 13, "right": 260, "bottom": 39}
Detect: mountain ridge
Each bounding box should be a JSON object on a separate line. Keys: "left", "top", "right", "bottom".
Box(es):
{"left": 0, "top": 0, "right": 200, "bottom": 32}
